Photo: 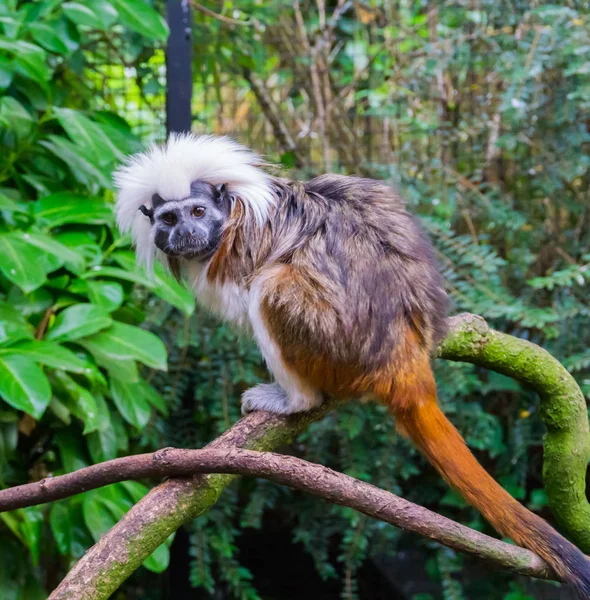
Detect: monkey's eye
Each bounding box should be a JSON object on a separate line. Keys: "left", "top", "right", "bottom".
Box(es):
{"left": 161, "top": 212, "right": 177, "bottom": 226}
{"left": 192, "top": 206, "right": 206, "bottom": 218}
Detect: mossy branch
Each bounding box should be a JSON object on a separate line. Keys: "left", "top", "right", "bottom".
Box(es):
{"left": 46, "top": 313, "right": 590, "bottom": 598}
{"left": 438, "top": 313, "right": 590, "bottom": 550}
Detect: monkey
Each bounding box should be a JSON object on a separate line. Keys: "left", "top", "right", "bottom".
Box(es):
{"left": 114, "top": 133, "right": 590, "bottom": 597}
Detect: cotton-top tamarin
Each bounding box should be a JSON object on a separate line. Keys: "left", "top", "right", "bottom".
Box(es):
{"left": 114, "top": 134, "right": 590, "bottom": 597}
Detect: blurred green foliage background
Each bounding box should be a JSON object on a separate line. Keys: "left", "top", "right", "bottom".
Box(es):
{"left": 0, "top": 1, "right": 588, "bottom": 599}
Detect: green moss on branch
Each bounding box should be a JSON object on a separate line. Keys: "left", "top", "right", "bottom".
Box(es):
{"left": 49, "top": 313, "right": 590, "bottom": 598}
{"left": 438, "top": 313, "right": 590, "bottom": 550}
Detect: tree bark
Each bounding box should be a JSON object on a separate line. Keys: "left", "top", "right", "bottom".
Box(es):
{"left": 44, "top": 313, "right": 589, "bottom": 598}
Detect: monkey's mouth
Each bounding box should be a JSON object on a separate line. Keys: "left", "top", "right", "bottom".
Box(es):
{"left": 159, "top": 239, "right": 215, "bottom": 261}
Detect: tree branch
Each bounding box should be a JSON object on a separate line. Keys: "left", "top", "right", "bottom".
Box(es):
{"left": 43, "top": 313, "right": 589, "bottom": 598}
{"left": 438, "top": 314, "right": 590, "bottom": 551}
{"left": 1, "top": 446, "right": 556, "bottom": 581}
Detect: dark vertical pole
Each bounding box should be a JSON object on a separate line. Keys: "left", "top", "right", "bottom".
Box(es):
{"left": 166, "top": 0, "right": 192, "bottom": 135}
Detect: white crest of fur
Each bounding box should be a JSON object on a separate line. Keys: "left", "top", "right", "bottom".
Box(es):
{"left": 113, "top": 133, "right": 275, "bottom": 268}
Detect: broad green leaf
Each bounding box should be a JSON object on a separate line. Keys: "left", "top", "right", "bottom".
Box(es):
{"left": 92, "top": 353, "right": 139, "bottom": 383}
{"left": 54, "top": 108, "right": 124, "bottom": 164}
{"left": 40, "top": 137, "right": 112, "bottom": 190}
{"left": 46, "top": 303, "right": 112, "bottom": 342}
{"left": 50, "top": 503, "right": 72, "bottom": 556}
{"left": 92, "top": 111, "right": 143, "bottom": 155}
{"left": 110, "top": 0, "right": 169, "bottom": 41}
{"left": 143, "top": 542, "right": 170, "bottom": 573}
{"left": 87, "top": 280, "right": 124, "bottom": 312}
{"left": 0, "top": 193, "right": 28, "bottom": 213}
{"left": 55, "top": 429, "right": 87, "bottom": 472}
{"left": 82, "top": 491, "right": 117, "bottom": 542}
{"left": 0, "top": 39, "right": 50, "bottom": 83}
{"left": 27, "top": 22, "right": 69, "bottom": 54}
{"left": 0, "top": 354, "right": 51, "bottom": 418}
{"left": 53, "top": 371, "right": 100, "bottom": 434}
{"left": 0, "top": 55, "right": 13, "bottom": 89}
{"left": 82, "top": 265, "right": 154, "bottom": 287}
{"left": 85, "top": 0, "right": 118, "bottom": 28}
{"left": 0, "top": 234, "right": 48, "bottom": 293}
{"left": 87, "top": 423, "right": 117, "bottom": 463}
{"left": 113, "top": 252, "right": 195, "bottom": 315}
{"left": 0, "top": 304, "right": 35, "bottom": 346}
{"left": 49, "top": 396, "right": 71, "bottom": 424}
{"left": 0, "top": 340, "right": 88, "bottom": 372}
{"left": 139, "top": 379, "right": 167, "bottom": 415}
{"left": 33, "top": 192, "right": 112, "bottom": 228}
{"left": 80, "top": 321, "right": 167, "bottom": 370}
{"left": 20, "top": 507, "right": 44, "bottom": 566}
{"left": 7, "top": 287, "right": 53, "bottom": 317}
{"left": 10, "top": 231, "right": 85, "bottom": 272}
{"left": 0, "top": 96, "right": 33, "bottom": 138}
{"left": 57, "top": 231, "right": 103, "bottom": 267}
{"left": 62, "top": 2, "right": 103, "bottom": 28}
{"left": 109, "top": 377, "right": 152, "bottom": 428}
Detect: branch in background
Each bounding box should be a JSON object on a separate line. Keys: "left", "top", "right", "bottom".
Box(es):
{"left": 242, "top": 69, "right": 303, "bottom": 165}
{"left": 46, "top": 313, "right": 590, "bottom": 599}
{"left": 2, "top": 449, "right": 556, "bottom": 583}
{"left": 191, "top": 1, "right": 253, "bottom": 26}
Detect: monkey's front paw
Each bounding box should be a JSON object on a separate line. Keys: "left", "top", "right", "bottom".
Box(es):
{"left": 241, "top": 383, "right": 290, "bottom": 415}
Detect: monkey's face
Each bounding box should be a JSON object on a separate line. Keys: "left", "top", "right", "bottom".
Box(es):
{"left": 146, "top": 181, "right": 231, "bottom": 261}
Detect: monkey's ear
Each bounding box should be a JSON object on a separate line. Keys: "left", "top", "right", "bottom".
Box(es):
{"left": 138, "top": 204, "right": 154, "bottom": 224}
{"left": 152, "top": 193, "right": 166, "bottom": 210}
{"left": 215, "top": 183, "right": 227, "bottom": 198}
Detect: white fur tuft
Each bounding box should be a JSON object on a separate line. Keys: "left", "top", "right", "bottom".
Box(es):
{"left": 113, "top": 133, "right": 275, "bottom": 268}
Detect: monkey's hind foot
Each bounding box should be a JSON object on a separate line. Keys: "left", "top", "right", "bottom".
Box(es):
{"left": 241, "top": 382, "right": 323, "bottom": 415}
{"left": 241, "top": 382, "right": 292, "bottom": 415}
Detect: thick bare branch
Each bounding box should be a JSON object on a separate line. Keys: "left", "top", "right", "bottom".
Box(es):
{"left": 2, "top": 447, "right": 555, "bottom": 585}
{"left": 45, "top": 313, "right": 590, "bottom": 598}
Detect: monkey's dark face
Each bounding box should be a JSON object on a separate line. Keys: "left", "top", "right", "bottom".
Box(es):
{"left": 144, "top": 181, "right": 231, "bottom": 261}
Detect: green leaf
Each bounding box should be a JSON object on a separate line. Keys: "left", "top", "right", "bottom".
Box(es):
{"left": 109, "top": 377, "right": 152, "bottom": 428}
{"left": 110, "top": 0, "right": 169, "bottom": 41}
{"left": 82, "top": 265, "right": 154, "bottom": 287}
{"left": 46, "top": 303, "right": 112, "bottom": 342}
{"left": 11, "top": 231, "right": 85, "bottom": 272}
{"left": 0, "top": 302, "right": 35, "bottom": 346}
{"left": 92, "top": 353, "right": 139, "bottom": 383}
{"left": 0, "top": 354, "right": 51, "bottom": 418}
{"left": 54, "top": 108, "right": 124, "bottom": 165}
{"left": 113, "top": 252, "right": 195, "bottom": 315}
{"left": 50, "top": 503, "right": 72, "bottom": 556}
{"left": 55, "top": 429, "right": 88, "bottom": 472}
{"left": 0, "top": 39, "right": 50, "bottom": 83}
{"left": 87, "top": 280, "right": 124, "bottom": 312}
{"left": 33, "top": 192, "right": 112, "bottom": 228}
{"left": 143, "top": 542, "right": 170, "bottom": 573}
{"left": 79, "top": 322, "right": 167, "bottom": 370}
{"left": 139, "top": 379, "right": 167, "bottom": 415}
{"left": 82, "top": 490, "right": 117, "bottom": 542}
{"left": 0, "top": 96, "right": 33, "bottom": 138}
{"left": 0, "top": 340, "right": 88, "bottom": 373}
{"left": 0, "top": 234, "right": 48, "bottom": 293}
{"left": 40, "top": 136, "right": 113, "bottom": 190}
{"left": 0, "top": 193, "right": 28, "bottom": 213}
{"left": 27, "top": 22, "right": 69, "bottom": 54}
{"left": 62, "top": 2, "right": 103, "bottom": 28}
{"left": 85, "top": 0, "right": 118, "bottom": 28}
{"left": 20, "top": 507, "right": 44, "bottom": 565}
{"left": 52, "top": 370, "right": 100, "bottom": 434}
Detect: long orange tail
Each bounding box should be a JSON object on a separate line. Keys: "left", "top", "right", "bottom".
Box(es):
{"left": 394, "top": 395, "right": 590, "bottom": 598}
